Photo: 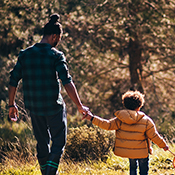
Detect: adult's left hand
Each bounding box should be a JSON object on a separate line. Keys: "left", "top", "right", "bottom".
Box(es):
{"left": 78, "top": 105, "right": 89, "bottom": 115}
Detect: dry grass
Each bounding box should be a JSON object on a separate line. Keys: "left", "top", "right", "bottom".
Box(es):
{"left": 0, "top": 122, "right": 175, "bottom": 174}
{"left": 58, "top": 146, "right": 175, "bottom": 175}
{"left": 0, "top": 157, "right": 40, "bottom": 175}
{"left": 1, "top": 146, "right": 174, "bottom": 175}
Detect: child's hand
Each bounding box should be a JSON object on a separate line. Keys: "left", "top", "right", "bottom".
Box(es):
{"left": 82, "top": 111, "right": 93, "bottom": 121}
{"left": 163, "top": 145, "right": 169, "bottom": 151}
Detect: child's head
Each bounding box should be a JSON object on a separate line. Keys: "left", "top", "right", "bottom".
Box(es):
{"left": 122, "top": 90, "right": 145, "bottom": 110}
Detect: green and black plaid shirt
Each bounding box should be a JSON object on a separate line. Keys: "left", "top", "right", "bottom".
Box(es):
{"left": 9, "top": 43, "right": 72, "bottom": 116}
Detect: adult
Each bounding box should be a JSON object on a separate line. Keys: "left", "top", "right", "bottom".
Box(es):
{"left": 8, "top": 13, "right": 88, "bottom": 175}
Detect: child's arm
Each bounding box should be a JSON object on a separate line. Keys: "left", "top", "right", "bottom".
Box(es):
{"left": 146, "top": 117, "right": 169, "bottom": 150}
{"left": 83, "top": 111, "right": 121, "bottom": 130}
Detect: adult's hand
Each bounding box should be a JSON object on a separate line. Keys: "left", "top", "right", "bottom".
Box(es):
{"left": 82, "top": 110, "right": 93, "bottom": 120}
{"left": 8, "top": 85, "right": 18, "bottom": 121}
{"left": 9, "top": 104, "right": 19, "bottom": 122}
{"left": 77, "top": 105, "right": 89, "bottom": 115}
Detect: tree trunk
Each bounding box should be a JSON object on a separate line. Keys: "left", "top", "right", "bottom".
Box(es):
{"left": 128, "top": 37, "right": 144, "bottom": 93}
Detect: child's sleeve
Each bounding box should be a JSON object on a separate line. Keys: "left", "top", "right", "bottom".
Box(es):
{"left": 92, "top": 116, "right": 121, "bottom": 130}
{"left": 145, "top": 117, "right": 167, "bottom": 148}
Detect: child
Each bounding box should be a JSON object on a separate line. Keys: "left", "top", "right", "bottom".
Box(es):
{"left": 83, "top": 90, "right": 169, "bottom": 175}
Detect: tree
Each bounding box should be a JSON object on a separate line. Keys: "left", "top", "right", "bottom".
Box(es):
{"left": 1, "top": 0, "right": 175, "bottom": 138}
{"left": 58, "top": 0, "right": 175, "bottom": 140}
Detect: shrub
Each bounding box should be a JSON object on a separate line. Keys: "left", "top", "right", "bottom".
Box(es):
{"left": 63, "top": 125, "right": 115, "bottom": 161}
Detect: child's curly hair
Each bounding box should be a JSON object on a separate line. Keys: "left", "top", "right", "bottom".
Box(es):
{"left": 122, "top": 90, "right": 145, "bottom": 110}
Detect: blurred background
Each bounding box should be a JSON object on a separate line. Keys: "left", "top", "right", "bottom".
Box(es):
{"left": 0, "top": 0, "right": 175, "bottom": 162}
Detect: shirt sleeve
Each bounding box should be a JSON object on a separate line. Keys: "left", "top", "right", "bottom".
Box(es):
{"left": 55, "top": 52, "right": 72, "bottom": 86}
{"left": 9, "top": 51, "right": 23, "bottom": 87}
{"left": 92, "top": 115, "right": 121, "bottom": 130}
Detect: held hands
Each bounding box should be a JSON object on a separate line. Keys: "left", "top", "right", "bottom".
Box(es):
{"left": 163, "top": 145, "right": 169, "bottom": 151}
{"left": 9, "top": 104, "right": 19, "bottom": 122}
{"left": 78, "top": 105, "right": 89, "bottom": 115}
{"left": 82, "top": 110, "right": 94, "bottom": 121}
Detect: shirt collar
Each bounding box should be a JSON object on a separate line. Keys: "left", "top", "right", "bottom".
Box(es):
{"left": 34, "top": 43, "right": 52, "bottom": 48}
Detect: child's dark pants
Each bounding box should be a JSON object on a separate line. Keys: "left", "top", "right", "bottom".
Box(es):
{"left": 30, "top": 106, "right": 67, "bottom": 175}
{"left": 129, "top": 156, "right": 149, "bottom": 175}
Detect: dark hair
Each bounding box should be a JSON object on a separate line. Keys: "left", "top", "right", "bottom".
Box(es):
{"left": 43, "top": 13, "right": 63, "bottom": 36}
{"left": 122, "top": 90, "right": 145, "bottom": 110}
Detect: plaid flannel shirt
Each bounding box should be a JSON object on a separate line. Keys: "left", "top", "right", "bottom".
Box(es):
{"left": 9, "top": 43, "right": 72, "bottom": 116}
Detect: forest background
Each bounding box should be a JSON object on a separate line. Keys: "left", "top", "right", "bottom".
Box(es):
{"left": 0, "top": 0, "right": 175, "bottom": 174}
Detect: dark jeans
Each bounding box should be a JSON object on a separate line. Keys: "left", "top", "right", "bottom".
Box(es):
{"left": 30, "top": 106, "right": 67, "bottom": 175}
{"left": 129, "top": 156, "right": 149, "bottom": 175}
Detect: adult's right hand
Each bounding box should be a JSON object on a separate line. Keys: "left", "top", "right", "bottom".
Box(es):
{"left": 9, "top": 104, "right": 19, "bottom": 122}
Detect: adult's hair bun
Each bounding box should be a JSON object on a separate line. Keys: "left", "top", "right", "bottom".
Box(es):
{"left": 49, "top": 13, "right": 60, "bottom": 24}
